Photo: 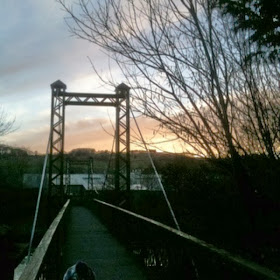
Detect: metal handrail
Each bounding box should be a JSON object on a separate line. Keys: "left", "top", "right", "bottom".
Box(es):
{"left": 19, "top": 199, "right": 70, "bottom": 280}
{"left": 94, "top": 198, "right": 280, "bottom": 280}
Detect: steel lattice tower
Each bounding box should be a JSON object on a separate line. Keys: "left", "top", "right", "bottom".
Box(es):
{"left": 49, "top": 80, "right": 130, "bottom": 197}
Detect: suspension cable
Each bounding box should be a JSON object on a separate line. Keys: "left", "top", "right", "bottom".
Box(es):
{"left": 131, "top": 110, "right": 201, "bottom": 279}
{"left": 27, "top": 134, "right": 50, "bottom": 263}
{"left": 89, "top": 158, "right": 99, "bottom": 194}
{"left": 102, "top": 134, "right": 115, "bottom": 190}
{"left": 130, "top": 110, "right": 181, "bottom": 231}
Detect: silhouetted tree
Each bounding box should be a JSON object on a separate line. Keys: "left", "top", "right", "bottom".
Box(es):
{"left": 0, "top": 150, "right": 29, "bottom": 188}
{"left": 219, "top": 0, "right": 280, "bottom": 60}
{"left": 58, "top": 0, "right": 280, "bottom": 160}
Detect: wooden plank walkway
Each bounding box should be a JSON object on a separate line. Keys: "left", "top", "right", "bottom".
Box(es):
{"left": 61, "top": 206, "right": 147, "bottom": 280}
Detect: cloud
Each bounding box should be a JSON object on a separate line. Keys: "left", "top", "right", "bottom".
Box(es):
{"left": 1, "top": 112, "right": 184, "bottom": 154}
{"left": 0, "top": 1, "right": 184, "bottom": 155}
{"left": 66, "top": 118, "right": 112, "bottom": 132}
{"left": 0, "top": 0, "right": 104, "bottom": 98}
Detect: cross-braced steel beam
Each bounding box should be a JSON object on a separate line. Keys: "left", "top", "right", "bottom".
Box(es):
{"left": 49, "top": 80, "right": 66, "bottom": 197}
{"left": 49, "top": 80, "right": 130, "bottom": 197}
{"left": 115, "top": 83, "right": 130, "bottom": 191}
{"left": 65, "top": 158, "right": 94, "bottom": 193}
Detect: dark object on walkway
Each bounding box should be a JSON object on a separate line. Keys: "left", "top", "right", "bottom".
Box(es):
{"left": 63, "top": 261, "right": 96, "bottom": 280}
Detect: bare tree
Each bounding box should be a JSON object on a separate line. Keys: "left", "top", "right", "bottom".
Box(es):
{"left": 222, "top": 26, "right": 280, "bottom": 159}
{"left": 58, "top": 0, "right": 280, "bottom": 161}
{"left": 0, "top": 106, "right": 16, "bottom": 137}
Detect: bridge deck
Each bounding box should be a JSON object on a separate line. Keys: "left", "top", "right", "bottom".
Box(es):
{"left": 61, "top": 205, "right": 147, "bottom": 280}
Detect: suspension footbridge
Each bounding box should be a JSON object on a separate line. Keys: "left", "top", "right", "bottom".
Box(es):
{"left": 15, "top": 81, "right": 280, "bottom": 280}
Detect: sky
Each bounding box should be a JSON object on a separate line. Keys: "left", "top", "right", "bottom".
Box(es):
{"left": 0, "top": 0, "right": 183, "bottom": 154}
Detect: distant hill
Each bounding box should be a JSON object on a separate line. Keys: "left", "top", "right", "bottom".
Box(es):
{"left": 0, "top": 144, "right": 33, "bottom": 156}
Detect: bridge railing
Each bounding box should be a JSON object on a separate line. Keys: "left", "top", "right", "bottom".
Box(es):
{"left": 92, "top": 198, "right": 280, "bottom": 280}
{"left": 18, "top": 199, "right": 70, "bottom": 280}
